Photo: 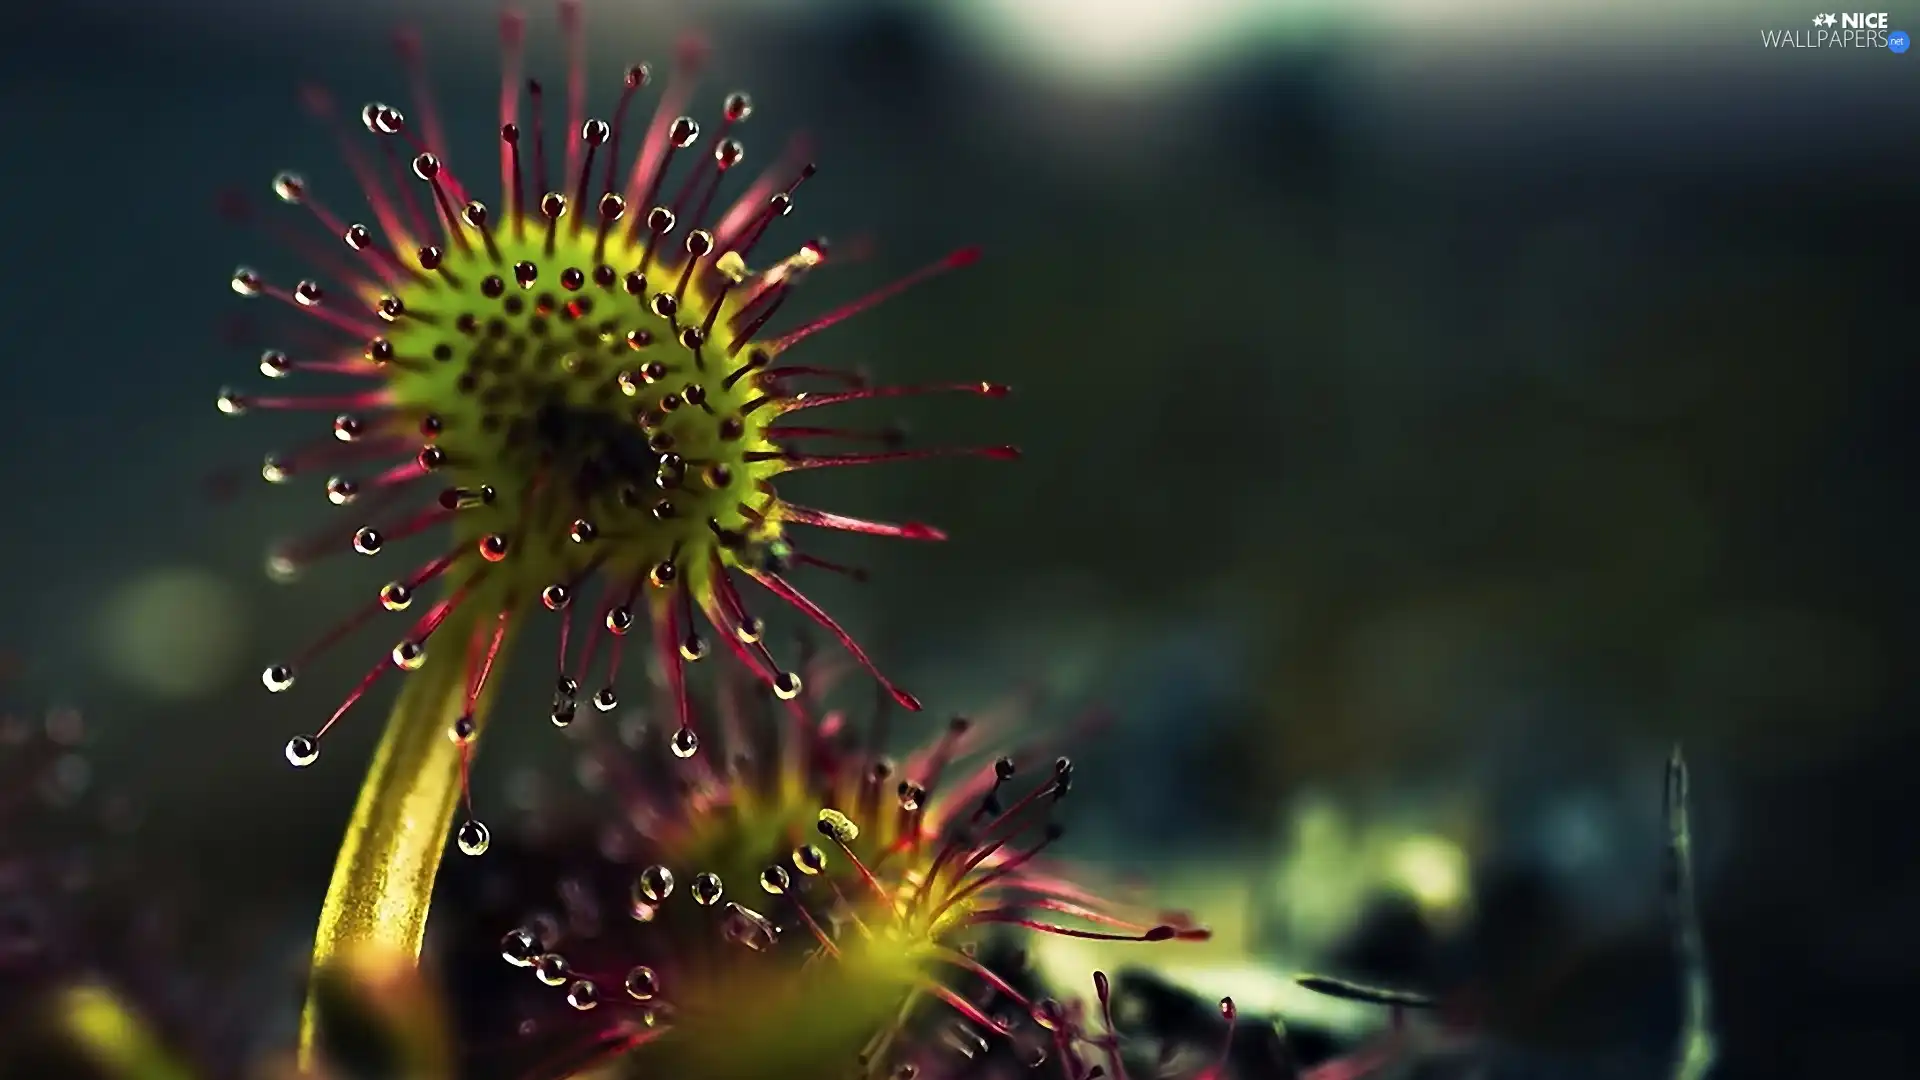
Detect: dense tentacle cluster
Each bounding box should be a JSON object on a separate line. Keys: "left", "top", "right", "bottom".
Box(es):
{"left": 218, "top": 1, "right": 1009, "bottom": 838}
{"left": 436, "top": 657, "right": 1230, "bottom": 1080}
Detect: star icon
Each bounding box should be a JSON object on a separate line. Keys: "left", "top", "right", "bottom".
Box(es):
{"left": 1820, "top": 13, "right": 1838, "bottom": 26}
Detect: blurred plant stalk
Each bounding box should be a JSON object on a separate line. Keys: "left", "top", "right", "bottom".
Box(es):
{"left": 1666, "top": 747, "right": 1717, "bottom": 1080}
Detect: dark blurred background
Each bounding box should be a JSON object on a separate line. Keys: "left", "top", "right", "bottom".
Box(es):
{"left": 3, "top": 1, "right": 1916, "bottom": 1077}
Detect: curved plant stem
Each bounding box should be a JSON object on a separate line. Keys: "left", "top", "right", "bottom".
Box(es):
{"left": 296, "top": 608, "right": 512, "bottom": 1065}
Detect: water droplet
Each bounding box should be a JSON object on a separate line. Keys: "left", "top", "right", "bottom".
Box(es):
{"left": 792, "top": 844, "right": 827, "bottom": 875}
{"left": 344, "top": 224, "right": 372, "bottom": 250}
{"left": 284, "top": 734, "right": 318, "bottom": 767}
{"left": 759, "top": 864, "right": 791, "bottom": 895}
{"left": 271, "top": 171, "right": 306, "bottom": 203}
{"left": 565, "top": 979, "right": 599, "bottom": 1010}
{"left": 533, "top": 953, "right": 569, "bottom": 986}
{"left": 216, "top": 388, "right": 248, "bottom": 415}
{"left": 637, "top": 865, "right": 674, "bottom": 903}
{"left": 456, "top": 819, "right": 490, "bottom": 855}
{"left": 670, "top": 726, "right": 699, "bottom": 758}
{"left": 773, "top": 671, "right": 803, "bottom": 700}
{"left": 259, "top": 349, "right": 293, "bottom": 377}
{"left": 391, "top": 640, "right": 427, "bottom": 670}
{"left": 721, "top": 902, "right": 777, "bottom": 951}
{"left": 449, "top": 714, "right": 476, "bottom": 743}
{"left": 230, "top": 267, "right": 263, "bottom": 296}
{"left": 550, "top": 700, "right": 577, "bottom": 728}
{"left": 378, "top": 581, "right": 413, "bottom": 611}
{"left": 353, "top": 527, "right": 384, "bottom": 555}
{"left": 411, "top": 152, "right": 441, "bottom": 180}
{"left": 690, "top": 872, "right": 723, "bottom": 906}
{"left": 723, "top": 92, "right": 753, "bottom": 122}
{"left": 293, "top": 280, "right": 325, "bottom": 306}
{"left": 898, "top": 782, "right": 926, "bottom": 812}
{"left": 592, "top": 687, "right": 618, "bottom": 712}
{"left": 363, "top": 103, "right": 405, "bottom": 135}
{"left": 500, "top": 928, "right": 537, "bottom": 967}
{"left": 623, "top": 965, "right": 659, "bottom": 1001}
{"left": 669, "top": 116, "right": 699, "bottom": 147}
{"left": 262, "top": 664, "right": 297, "bottom": 693}
{"left": 326, "top": 476, "right": 360, "bottom": 505}
{"left": 333, "top": 414, "right": 364, "bottom": 442}
{"left": 817, "top": 808, "right": 859, "bottom": 845}
{"left": 260, "top": 456, "right": 290, "bottom": 484}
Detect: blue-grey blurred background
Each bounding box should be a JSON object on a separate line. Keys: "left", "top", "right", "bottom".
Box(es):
{"left": 3, "top": 1, "right": 1916, "bottom": 1077}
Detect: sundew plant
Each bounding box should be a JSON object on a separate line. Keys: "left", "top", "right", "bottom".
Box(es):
{"left": 215, "top": 1, "right": 1012, "bottom": 1057}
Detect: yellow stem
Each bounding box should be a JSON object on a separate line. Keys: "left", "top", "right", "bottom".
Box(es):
{"left": 57, "top": 984, "right": 198, "bottom": 1080}
{"left": 296, "top": 606, "right": 513, "bottom": 1066}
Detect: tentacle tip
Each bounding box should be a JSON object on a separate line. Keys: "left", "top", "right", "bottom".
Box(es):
{"left": 890, "top": 689, "right": 923, "bottom": 712}
{"left": 898, "top": 522, "right": 947, "bottom": 541}
{"left": 946, "top": 245, "right": 983, "bottom": 269}
{"left": 978, "top": 382, "right": 1011, "bottom": 398}
{"left": 985, "top": 445, "right": 1021, "bottom": 461}
{"left": 1176, "top": 927, "right": 1214, "bottom": 942}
